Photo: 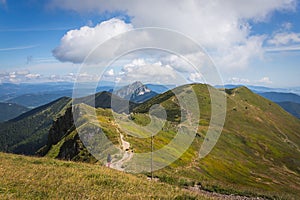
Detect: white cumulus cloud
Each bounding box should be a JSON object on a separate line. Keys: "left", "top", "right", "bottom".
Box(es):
{"left": 161, "top": 52, "right": 209, "bottom": 73}
{"left": 53, "top": 18, "right": 133, "bottom": 63}
{"left": 115, "top": 58, "right": 186, "bottom": 85}
{"left": 50, "top": 0, "right": 296, "bottom": 49}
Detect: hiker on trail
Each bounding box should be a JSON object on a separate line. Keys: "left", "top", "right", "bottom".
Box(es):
{"left": 107, "top": 154, "right": 112, "bottom": 168}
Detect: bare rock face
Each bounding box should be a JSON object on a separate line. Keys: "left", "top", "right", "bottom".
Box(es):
{"left": 48, "top": 106, "right": 74, "bottom": 146}
{"left": 114, "top": 81, "right": 157, "bottom": 103}
{"left": 114, "top": 81, "right": 145, "bottom": 100}
{"left": 37, "top": 106, "right": 74, "bottom": 156}
{"left": 57, "top": 134, "right": 79, "bottom": 160}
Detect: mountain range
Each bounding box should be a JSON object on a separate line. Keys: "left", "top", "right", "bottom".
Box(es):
{"left": 258, "top": 92, "right": 300, "bottom": 103}
{"left": 256, "top": 92, "right": 300, "bottom": 119}
{"left": 0, "top": 82, "right": 168, "bottom": 108}
{"left": 219, "top": 84, "right": 300, "bottom": 95}
{"left": 277, "top": 101, "right": 300, "bottom": 119}
{"left": 6, "top": 91, "right": 73, "bottom": 108}
{"left": 1, "top": 82, "right": 299, "bottom": 199}
{"left": 0, "top": 102, "right": 29, "bottom": 122}
{"left": 4, "top": 82, "right": 299, "bottom": 120}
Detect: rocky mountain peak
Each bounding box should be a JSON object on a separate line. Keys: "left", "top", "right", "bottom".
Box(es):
{"left": 114, "top": 81, "right": 152, "bottom": 101}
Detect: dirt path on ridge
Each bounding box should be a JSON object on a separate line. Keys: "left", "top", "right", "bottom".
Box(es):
{"left": 110, "top": 122, "right": 133, "bottom": 171}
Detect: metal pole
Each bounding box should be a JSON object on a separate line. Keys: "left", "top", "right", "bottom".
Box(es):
{"left": 151, "top": 133, "right": 153, "bottom": 180}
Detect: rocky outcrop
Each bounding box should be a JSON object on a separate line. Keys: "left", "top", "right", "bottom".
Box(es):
{"left": 57, "top": 133, "right": 79, "bottom": 160}
{"left": 48, "top": 106, "right": 74, "bottom": 146}
{"left": 37, "top": 106, "right": 74, "bottom": 156}
{"left": 38, "top": 105, "right": 97, "bottom": 163}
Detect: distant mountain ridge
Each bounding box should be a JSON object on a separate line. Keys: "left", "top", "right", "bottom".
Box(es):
{"left": 277, "top": 101, "right": 300, "bottom": 119}
{"left": 218, "top": 84, "right": 300, "bottom": 95}
{"left": 0, "top": 82, "right": 174, "bottom": 108}
{"left": 0, "top": 102, "right": 29, "bottom": 122}
{"left": 0, "top": 82, "right": 74, "bottom": 102}
{"left": 257, "top": 92, "right": 300, "bottom": 118}
{"left": 258, "top": 92, "right": 300, "bottom": 103}
{"left": 6, "top": 91, "right": 72, "bottom": 108}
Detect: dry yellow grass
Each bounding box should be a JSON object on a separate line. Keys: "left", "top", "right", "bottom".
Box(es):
{"left": 0, "top": 152, "right": 211, "bottom": 200}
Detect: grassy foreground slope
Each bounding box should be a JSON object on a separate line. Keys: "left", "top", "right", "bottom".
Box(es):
{"left": 0, "top": 152, "right": 206, "bottom": 200}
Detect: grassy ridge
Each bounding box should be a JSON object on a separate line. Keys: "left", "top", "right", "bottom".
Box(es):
{"left": 129, "top": 85, "right": 300, "bottom": 199}
{"left": 0, "top": 152, "right": 208, "bottom": 200}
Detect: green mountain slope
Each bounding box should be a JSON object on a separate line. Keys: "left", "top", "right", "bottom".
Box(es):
{"left": 0, "top": 97, "right": 71, "bottom": 155}
{"left": 199, "top": 86, "right": 300, "bottom": 198}
{"left": 0, "top": 152, "right": 204, "bottom": 200}
{"left": 0, "top": 102, "right": 29, "bottom": 122}
{"left": 148, "top": 85, "right": 300, "bottom": 199}
{"left": 40, "top": 84, "right": 300, "bottom": 199}
{"left": 76, "top": 91, "right": 136, "bottom": 113}
{"left": 133, "top": 85, "right": 300, "bottom": 198}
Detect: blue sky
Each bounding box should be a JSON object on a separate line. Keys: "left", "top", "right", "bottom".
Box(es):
{"left": 0, "top": 0, "right": 299, "bottom": 87}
